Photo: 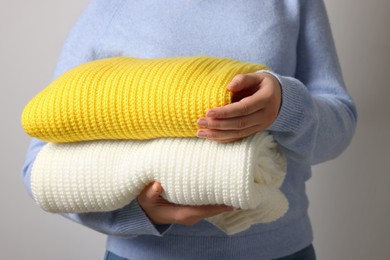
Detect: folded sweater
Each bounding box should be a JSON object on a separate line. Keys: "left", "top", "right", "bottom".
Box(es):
{"left": 21, "top": 56, "right": 267, "bottom": 142}
{"left": 31, "top": 132, "right": 287, "bottom": 235}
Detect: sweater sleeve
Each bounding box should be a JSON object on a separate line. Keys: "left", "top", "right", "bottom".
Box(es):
{"left": 266, "top": 0, "right": 357, "bottom": 165}
{"left": 21, "top": 0, "right": 170, "bottom": 238}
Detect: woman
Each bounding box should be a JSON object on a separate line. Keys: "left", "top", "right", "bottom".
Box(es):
{"left": 22, "top": 0, "right": 357, "bottom": 259}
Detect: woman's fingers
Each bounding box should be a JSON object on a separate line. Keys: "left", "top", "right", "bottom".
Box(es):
{"left": 198, "top": 110, "right": 265, "bottom": 130}
{"left": 137, "top": 182, "right": 234, "bottom": 226}
{"left": 197, "top": 125, "right": 263, "bottom": 141}
{"left": 170, "top": 204, "right": 234, "bottom": 226}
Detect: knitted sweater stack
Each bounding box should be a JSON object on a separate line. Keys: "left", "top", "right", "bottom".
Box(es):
{"left": 22, "top": 1, "right": 358, "bottom": 258}
{"left": 22, "top": 56, "right": 288, "bottom": 235}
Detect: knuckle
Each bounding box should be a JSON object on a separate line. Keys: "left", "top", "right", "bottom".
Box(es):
{"left": 240, "top": 103, "right": 250, "bottom": 115}
{"left": 238, "top": 119, "right": 248, "bottom": 129}
{"left": 207, "top": 131, "right": 218, "bottom": 139}
{"left": 209, "top": 120, "right": 221, "bottom": 129}
{"left": 233, "top": 74, "right": 246, "bottom": 84}
{"left": 220, "top": 109, "right": 229, "bottom": 118}
{"left": 172, "top": 211, "right": 185, "bottom": 223}
{"left": 236, "top": 129, "right": 244, "bottom": 138}
{"left": 237, "top": 129, "right": 249, "bottom": 139}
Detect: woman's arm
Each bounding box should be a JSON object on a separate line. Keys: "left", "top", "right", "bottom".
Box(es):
{"left": 197, "top": 0, "right": 357, "bottom": 165}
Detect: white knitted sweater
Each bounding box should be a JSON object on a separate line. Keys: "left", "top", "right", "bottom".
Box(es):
{"left": 31, "top": 132, "right": 288, "bottom": 235}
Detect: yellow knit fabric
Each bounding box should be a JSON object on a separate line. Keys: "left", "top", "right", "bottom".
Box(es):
{"left": 22, "top": 56, "right": 268, "bottom": 142}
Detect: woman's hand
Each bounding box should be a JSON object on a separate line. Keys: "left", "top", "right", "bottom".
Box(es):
{"left": 137, "top": 182, "right": 233, "bottom": 226}
{"left": 197, "top": 72, "right": 282, "bottom": 143}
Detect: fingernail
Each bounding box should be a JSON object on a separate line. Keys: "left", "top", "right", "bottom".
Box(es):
{"left": 197, "top": 118, "right": 208, "bottom": 127}
{"left": 207, "top": 110, "right": 216, "bottom": 118}
{"left": 197, "top": 130, "right": 207, "bottom": 138}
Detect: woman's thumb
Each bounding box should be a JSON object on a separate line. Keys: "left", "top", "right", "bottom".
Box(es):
{"left": 145, "top": 182, "right": 163, "bottom": 200}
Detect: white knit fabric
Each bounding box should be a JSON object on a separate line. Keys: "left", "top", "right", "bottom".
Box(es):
{"left": 31, "top": 132, "right": 288, "bottom": 234}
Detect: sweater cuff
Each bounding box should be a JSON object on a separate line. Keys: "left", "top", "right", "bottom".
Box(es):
{"left": 115, "top": 200, "right": 172, "bottom": 236}
{"left": 257, "top": 70, "right": 306, "bottom": 133}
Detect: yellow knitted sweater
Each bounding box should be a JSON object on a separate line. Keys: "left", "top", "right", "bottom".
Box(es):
{"left": 22, "top": 56, "right": 268, "bottom": 142}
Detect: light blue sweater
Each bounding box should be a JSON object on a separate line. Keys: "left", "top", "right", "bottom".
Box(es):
{"left": 22, "top": 0, "right": 357, "bottom": 259}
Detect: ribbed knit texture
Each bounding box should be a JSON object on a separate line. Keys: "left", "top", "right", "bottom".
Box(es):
{"left": 31, "top": 132, "right": 287, "bottom": 235}
{"left": 21, "top": 56, "right": 267, "bottom": 142}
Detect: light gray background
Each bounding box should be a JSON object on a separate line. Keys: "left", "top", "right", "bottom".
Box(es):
{"left": 1, "top": 0, "right": 389, "bottom": 259}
